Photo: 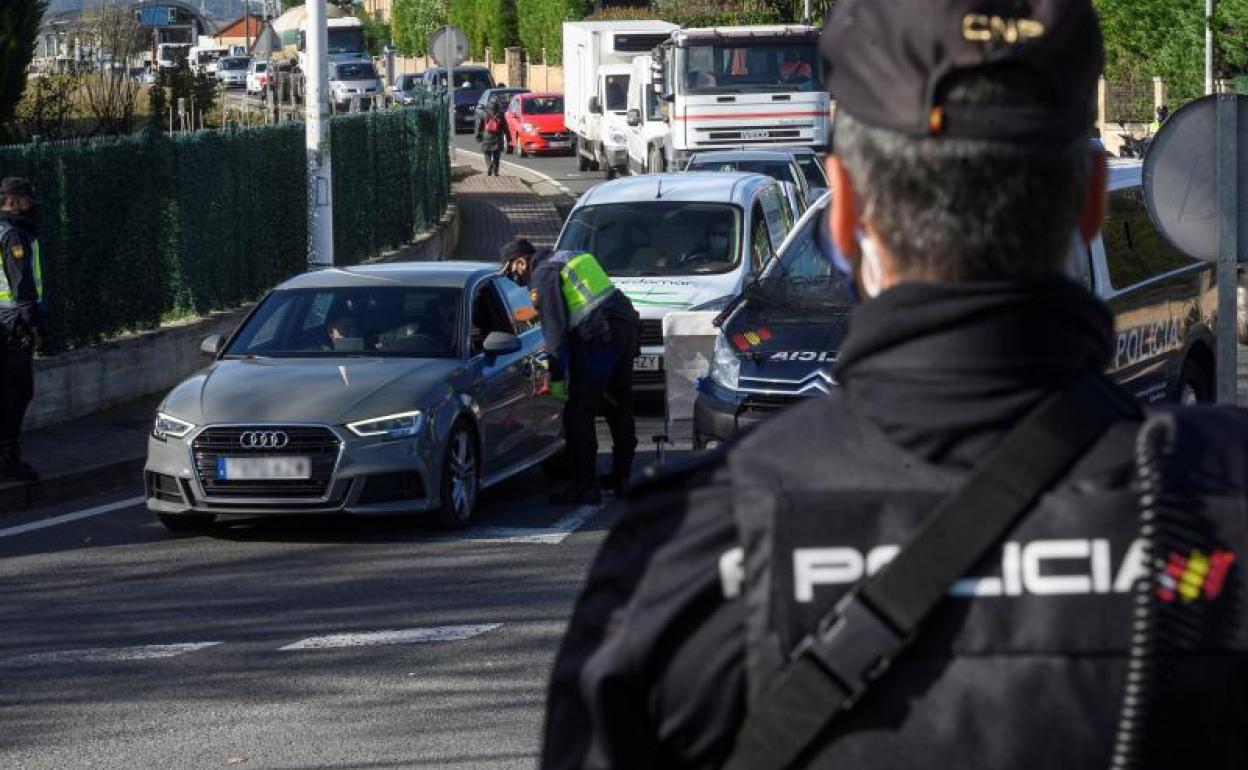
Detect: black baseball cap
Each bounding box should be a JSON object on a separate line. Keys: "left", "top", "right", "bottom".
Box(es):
{"left": 0, "top": 177, "right": 37, "bottom": 200}
{"left": 820, "top": 0, "right": 1103, "bottom": 144}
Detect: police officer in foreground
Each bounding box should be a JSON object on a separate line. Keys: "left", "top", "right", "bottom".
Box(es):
{"left": 541, "top": 1, "right": 1248, "bottom": 768}
{"left": 0, "top": 177, "right": 46, "bottom": 483}
{"left": 501, "top": 238, "right": 639, "bottom": 504}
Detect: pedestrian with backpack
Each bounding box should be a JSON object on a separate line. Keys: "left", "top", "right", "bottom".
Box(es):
{"left": 476, "top": 100, "right": 510, "bottom": 177}
{"left": 540, "top": 1, "right": 1248, "bottom": 768}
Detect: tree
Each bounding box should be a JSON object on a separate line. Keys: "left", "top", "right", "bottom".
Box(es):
{"left": 0, "top": 0, "right": 48, "bottom": 140}
{"left": 79, "top": 2, "right": 145, "bottom": 136}
{"left": 391, "top": 0, "right": 447, "bottom": 56}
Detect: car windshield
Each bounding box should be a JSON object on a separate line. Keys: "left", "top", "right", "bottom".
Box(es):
{"left": 225, "top": 286, "right": 462, "bottom": 358}
{"left": 558, "top": 202, "right": 741, "bottom": 276}
{"left": 603, "top": 74, "right": 629, "bottom": 111}
{"left": 688, "top": 159, "right": 799, "bottom": 187}
{"left": 334, "top": 62, "right": 377, "bottom": 80}
{"left": 748, "top": 204, "right": 854, "bottom": 309}
{"left": 252, "top": 62, "right": 268, "bottom": 73}
{"left": 432, "top": 70, "right": 493, "bottom": 90}
{"left": 681, "top": 39, "right": 822, "bottom": 94}
{"left": 524, "top": 96, "right": 563, "bottom": 115}
{"left": 220, "top": 58, "right": 249, "bottom": 70}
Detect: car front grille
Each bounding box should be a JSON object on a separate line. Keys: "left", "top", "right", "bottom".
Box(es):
{"left": 192, "top": 426, "right": 341, "bottom": 500}
{"left": 639, "top": 320, "right": 663, "bottom": 348}
{"left": 539, "top": 131, "right": 573, "bottom": 141}
{"left": 741, "top": 393, "right": 802, "bottom": 413}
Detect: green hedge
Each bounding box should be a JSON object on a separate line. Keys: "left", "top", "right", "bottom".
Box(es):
{"left": 0, "top": 105, "right": 449, "bottom": 350}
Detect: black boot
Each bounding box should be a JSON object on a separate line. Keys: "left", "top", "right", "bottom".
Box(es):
{"left": 597, "top": 473, "right": 628, "bottom": 498}
{"left": 0, "top": 443, "right": 38, "bottom": 483}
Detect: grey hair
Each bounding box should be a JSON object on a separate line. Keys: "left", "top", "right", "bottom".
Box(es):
{"left": 832, "top": 70, "right": 1092, "bottom": 282}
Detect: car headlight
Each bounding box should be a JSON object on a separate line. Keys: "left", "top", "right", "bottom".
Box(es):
{"left": 522, "top": 122, "right": 536, "bottom": 133}
{"left": 153, "top": 412, "right": 196, "bottom": 441}
{"left": 347, "top": 410, "right": 424, "bottom": 440}
{"left": 709, "top": 335, "right": 740, "bottom": 390}
{"left": 609, "top": 131, "right": 626, "bottom": 145}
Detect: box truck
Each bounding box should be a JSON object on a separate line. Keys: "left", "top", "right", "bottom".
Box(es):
{"left": 632, "top": 25, "right": 830, "bottom": 174}
{"left": 563, "top": 21, "right": 679, "bottom": 178}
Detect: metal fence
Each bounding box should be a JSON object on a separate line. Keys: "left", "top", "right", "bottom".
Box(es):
{"left": 0, "top": 104, "right": 450, "bottom": 350}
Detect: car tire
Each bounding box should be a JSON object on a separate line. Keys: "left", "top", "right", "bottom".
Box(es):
{"left": 648, "top": 145, "right": 666, "bottom": 174}
{"left": 435, "top": 422, "right": 479, "bottom": 529}
{"left": 605, "top": 165, "right": 617, "bottom": 181}
{"left": 1179, "top": 356, "right": 1213, "bottom": 405}
{"left": 157, "top": 512, "right": 214, "bottom": 534}
{"left": 577, "top": 148, "right": 590, "bottom": 172}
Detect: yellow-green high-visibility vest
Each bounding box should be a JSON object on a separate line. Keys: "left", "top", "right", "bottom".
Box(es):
{"left": 0, "top": 235, "right": 43, "bottom": 307}
{"left": 559, "top": 252, "right": 615, "bottom": 329}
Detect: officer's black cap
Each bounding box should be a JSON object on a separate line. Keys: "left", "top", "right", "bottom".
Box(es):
{"left": 0, "top": 177, "right": 37, "bottom": 201}
{"left": 820, "top": 0, "right": 1103, "bottom": 144}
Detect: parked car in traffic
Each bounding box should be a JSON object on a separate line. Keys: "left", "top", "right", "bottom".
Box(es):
{"left": 786, "top": 146, "right": 829, "bottom": 201}
{"left": 329, "top": 60, "right": 382, "bottom": 110}
{"left": 420, "top": 66, "right": 496, "bottom": 131}
{"left": 554, "top": 173, "right": 796, "bottom": 390}
{"left": 216, "top": 56, "right": 251, "bottom": 89}
{"left": 685, "top": 149, "right": 812, "bottom": 219}
{"left": 246, "top": 60, "right": 272, "bottom": 95}
{"left": 390, "top": 72, "right": 425, "bottom": 105}
{"left": 504, "top": 93, "right": 573, "bottom": 157}
{"left": 474, "top": 87, "right": 529, "bottom": 133}
{"left": 145, "top": 262, "right": 564, "bottom": 532}
{"left": 692, "top": 160, "right": 1216, "bottom": 449}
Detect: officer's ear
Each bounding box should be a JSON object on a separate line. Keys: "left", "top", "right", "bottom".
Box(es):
{"left": 1078, "top": 149, "right": 1108, "bottom": 244}
{"left": 827, "top": 155, "right": 860, "bottom": 261}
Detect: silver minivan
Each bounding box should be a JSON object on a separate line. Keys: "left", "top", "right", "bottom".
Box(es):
{"left": 554, "top": 172, "right": 796, "bottom": 389}
{"left": 329, "top": 61, "right": 382, "bottom": 110}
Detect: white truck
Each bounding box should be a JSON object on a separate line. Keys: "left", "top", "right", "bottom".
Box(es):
{"left": 272, "top": 6, "right": 367, "bottom": 73}
{"left": 631, "top": 25, "right": 830, "bottom": 174}
{"left": 563, "top": 21, "right": 678, "bottom": 179}
{"left": 188, "top": 43, "right": 230, "bottom": 75}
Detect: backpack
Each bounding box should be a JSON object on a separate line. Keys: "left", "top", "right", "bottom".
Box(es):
{"left": 484, "top": 112, "right": 503, "bottom": 135}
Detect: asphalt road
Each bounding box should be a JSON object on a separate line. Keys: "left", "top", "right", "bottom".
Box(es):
{"left": 452, "top": 132, "right": 609, "bottom": 199}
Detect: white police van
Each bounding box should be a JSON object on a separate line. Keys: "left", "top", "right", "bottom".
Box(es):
{"left": 555, "top": 172, "right": 796, "bottom": 389}
{"left": 693, "top": 160, "right": 1216, "bottom": 447}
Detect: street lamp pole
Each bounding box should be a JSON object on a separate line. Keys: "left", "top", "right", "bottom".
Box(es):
{"left": 1206, "top": 0, "right": 1215, "bottom": 95}
{"left": 306, "top": 0, "right": 334, "bottom": 268}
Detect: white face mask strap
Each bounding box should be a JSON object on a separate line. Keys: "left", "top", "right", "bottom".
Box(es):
{"left": 857, "top": 228, "right": 884, "bottom": 298}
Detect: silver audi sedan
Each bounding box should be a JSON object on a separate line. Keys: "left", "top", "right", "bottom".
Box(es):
{"left": 145, "top": 262, "right": 563, "bottom": 532}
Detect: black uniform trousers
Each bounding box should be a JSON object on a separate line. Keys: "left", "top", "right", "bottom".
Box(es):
{"left": 0, "top": 334, "right": 34, "bottom": 448}
{"left": 564, "top": 319, "right": 638, "bottom": 487}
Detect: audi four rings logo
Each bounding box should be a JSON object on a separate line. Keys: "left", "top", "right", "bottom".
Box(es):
{"left": 239, "top": 431, "right": 289, "bottom": 449}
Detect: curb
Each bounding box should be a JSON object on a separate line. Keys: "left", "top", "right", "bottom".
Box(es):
{"left": 0, "top": 455, "right": 146, "bottom": 517}
{"left": 369, "top": 196, "right": 460, "bottom": 264}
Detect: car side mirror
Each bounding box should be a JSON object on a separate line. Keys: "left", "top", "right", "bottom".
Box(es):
{"left": 626, "top": 108, "right": 641, "bottom": 127}
{"left": 201, "top": 334, "right": 224, "bottom": 357}
{"left": 482, "top": 331, "right": 521, "bottom": 357}
{"left": 589, "top": 96, "right": 602, "bottom": 114}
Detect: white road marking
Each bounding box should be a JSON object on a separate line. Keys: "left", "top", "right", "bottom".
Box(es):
{"left": 279, "top": 623, "right": 502, "bottom": 651}
{"left": 457, "top": 503, "right": 600, "bottom": 544}
{"left": 1, "top": 642, "right": 221, "bottom": 668}
{"left": 454, "top": 147, "right": 578, "bottom": 197}
{"left": 0, "top": 496, "right": 145, "bottom": 538}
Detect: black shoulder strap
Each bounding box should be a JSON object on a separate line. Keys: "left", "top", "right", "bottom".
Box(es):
{"left": 723, "top": 376, "right": 1138, "bottom": 770}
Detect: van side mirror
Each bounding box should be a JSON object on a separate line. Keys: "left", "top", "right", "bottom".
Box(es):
{"left": 589, "top": 96, "right": 602, "bottom": 114}
{"left": 201, "top": 334, "right": 224, "bottom": 357}
{"left": 482, "top": 331, "right": 522, "bottom": 357}
{"left": 626, "top": 108, "right": 641, "bottom": 127}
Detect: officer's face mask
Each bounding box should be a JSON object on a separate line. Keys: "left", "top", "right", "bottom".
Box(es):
{"left": 816, "top": 209, "right": 874, "bottom": 303}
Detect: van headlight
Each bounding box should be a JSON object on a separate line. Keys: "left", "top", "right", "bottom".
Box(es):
{"left": 709, "top": 335, "right": 740, "bottom": 390}
{"left": 609, "top": 130, "right": 626, "bottom": 145}
{"left": 347, "top": 410, "right": 424, "bottom": 440}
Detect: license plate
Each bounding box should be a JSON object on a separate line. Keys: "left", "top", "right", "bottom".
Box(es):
{"left": 634, "top": 355, "right": 663, "bottom": 371}
{"left": 742, "top": 129, "right": 770, "bottom": 140}
{"left": 548, "top": 141, "right": 571, "bottom": 148}
{"left": 217, "top": 457, "right": 311, "bottom": 481}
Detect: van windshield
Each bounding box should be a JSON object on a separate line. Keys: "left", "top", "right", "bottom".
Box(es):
{"left": 687, "top": 159, "right": 800, "bottom": 188}
{"left": 748, "top": 204, "right": 854, "bottom": 310}
{"left": 558, "top": 202, "right": 741, "bottom": 276}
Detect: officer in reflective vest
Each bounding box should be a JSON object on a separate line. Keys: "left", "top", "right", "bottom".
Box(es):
{"left": 501, "top": 238, "right": 640, "bottom": 504}
{"left": 0, "top": 177, "right": 46, "bottom": 482}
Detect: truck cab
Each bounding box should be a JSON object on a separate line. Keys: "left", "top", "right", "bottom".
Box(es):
{"left": 647, "top": 26, "right": 831, "bottom": 172}
{"left": 554, "top": 172, "right": 796, "bottom": 390}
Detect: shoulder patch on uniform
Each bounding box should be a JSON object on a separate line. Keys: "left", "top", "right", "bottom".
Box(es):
{"left": 10, "top": 243, "right": 23, "bottom": 260}
{"left": 529, "top": 288, "right": 539, "bottom": 304}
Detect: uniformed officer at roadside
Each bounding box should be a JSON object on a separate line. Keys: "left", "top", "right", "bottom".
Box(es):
{"left": 500, "top": 238, "right": 640, "bottom": 504}
{"left": 0, "top": 177, "right": 46, "bottom": 482}
{"left": 540, "top": 1, "right": 1248, "bottom": 768}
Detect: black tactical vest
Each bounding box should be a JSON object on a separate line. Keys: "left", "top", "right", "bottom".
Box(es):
{"left": 724, "top": 396, "right": 1247, "bottom": 769}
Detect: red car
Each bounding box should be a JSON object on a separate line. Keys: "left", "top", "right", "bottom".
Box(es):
{"left": 505, "top": 93, "right": 574, "bottom": 158}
